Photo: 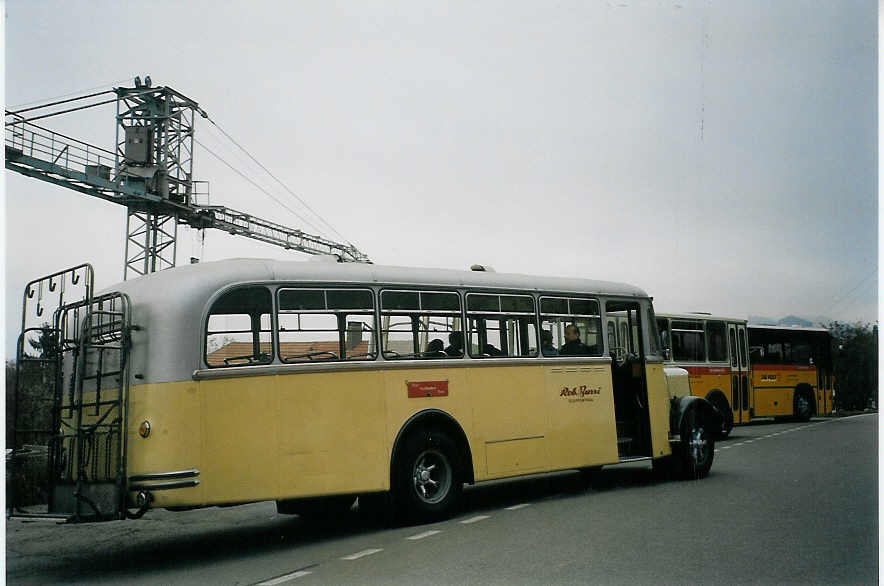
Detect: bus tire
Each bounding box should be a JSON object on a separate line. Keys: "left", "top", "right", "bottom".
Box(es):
{"left": 394, "top": 427, "right": 462, "bottom": 524}
{"left": 793, "top": 387, "right": 813, "bottom": 422}
{"left": 673, "top": 407, "right": 714, "bottom": 479}
{"left": 276, "top": 495, "right": 355, "bottom": 520}
{"left": 706, "top": 391, "right": 734, "bottom": 438}
{"left": 578, "top": 466, "right": 602, "bottom": 487}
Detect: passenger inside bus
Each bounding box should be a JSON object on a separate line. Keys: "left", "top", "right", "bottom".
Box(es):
{"left": 559, "top": 324, "right": 591, "bottom": 355}
{"left": 445, "top": 331, "right": 464, "bottom": 357}
{"left": 540, "top": 329, "right": 558, "bottom": 356}
{"left": 482, "top": 343, "right": 503, "bottom": 356}
{"left": 424, "top": 339, "right": 446, "bottom": 357}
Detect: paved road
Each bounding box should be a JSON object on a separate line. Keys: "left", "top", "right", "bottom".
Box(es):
{"left": 6, "top": 415, "right": 878, "bottom": 585}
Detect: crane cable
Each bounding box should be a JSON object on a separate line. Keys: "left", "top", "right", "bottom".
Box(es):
{"left": 193, "top": 137, "right": 330, "bottom": 237}
{"left": 7, "top": 77, "right": 132, "bottom": 110}
{"left": 204, "top": 116, "right": 355, "bottom": 247}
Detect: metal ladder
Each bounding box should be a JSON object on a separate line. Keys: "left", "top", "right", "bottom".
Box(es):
{"left": 9, "top": 265, "right": 133, "bottom": 522}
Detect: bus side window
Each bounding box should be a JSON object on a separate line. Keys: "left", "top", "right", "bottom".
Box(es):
{"left": 205, "top": 286, "right": 273, "bottom": 368}
{"left": 277, "top": 288, "right": 377, "bottom": 363}
{"left": 706, "top": 321, "right": 727, "bottom": 362}
{"left": 539, "top": 296, "right": 602, "bottom": 357}
{"left": 729, "top": 329, "right": 738, "bottom": 366}
{"left": 380, "top": 290, "right": 462, "bottom": 360}
{"left": 671, "top": 320, "right": 706, "bottom": 362}
{"left": 646, "top": 307, "right": 660, "bottom": 356}
{"left": 656, "top": 318, "right": 670, "bottom": 354}
{"left": 467, "top": 293, "right": 537, "bottom": 358}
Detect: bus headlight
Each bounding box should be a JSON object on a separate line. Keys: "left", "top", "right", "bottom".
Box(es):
{"left": 138, "top": 421, "right": 151, "bottom": 438}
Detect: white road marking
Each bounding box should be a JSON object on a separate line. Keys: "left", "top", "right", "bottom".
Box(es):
{"left": 341, "top": 548, "right": 383, "bottom": 560}
{"left": 407, "top": 530, "right": 441, "bottom": 540}
{"left": 257, "top": 570, "right": 312, "bottom": 585}
{"left": 460, "top": 515, "right": 490, "bottom": 524}
{"left": 505, "top": 503, "right": 532, "bottom": 511}
{"left": 721, "top": 446, "right": 732, "bottom": 449}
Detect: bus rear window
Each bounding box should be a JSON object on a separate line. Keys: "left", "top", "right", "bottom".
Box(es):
{"left": 205, "top": 286, "right": 273, "bottom": 368}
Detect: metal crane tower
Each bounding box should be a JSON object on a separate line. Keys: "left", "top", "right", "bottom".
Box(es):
{"left": 5, "top": 76, "right": 370, "bottom": 279}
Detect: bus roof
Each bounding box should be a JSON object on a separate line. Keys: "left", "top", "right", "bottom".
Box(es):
{"left": 109, "top": 258, "right": 650, "bottom": 300}
{"left": 747, "top": 324, "right": 830, "bottom": 333}
{"left": 657, "top": 312, "right": 747, "bottom": 324}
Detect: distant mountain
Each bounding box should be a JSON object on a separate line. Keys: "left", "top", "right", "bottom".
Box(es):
{"left": 748, "top": 314, "right": 836, "bottom": 328}
{"left": 778, "top": 315, "right": 814, "bottom": 327}
{"left": 748, "top": 315, "right": 777, "bottom": 325}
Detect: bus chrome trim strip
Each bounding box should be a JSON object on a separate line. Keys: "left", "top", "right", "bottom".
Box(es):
{"left": 192, "top": 356, "right": 614, "bottom": 380}
{"left": 615, "top": 456, "right": 654, "bottom": 463}
{"left": 129, "top": 479, "right": 200, "bottom": 491}
{"left": 128, "top": 469, "right": 200, "bottom": 482}
{"left": 486, "top": 435, "right": 544, "bottom": 444}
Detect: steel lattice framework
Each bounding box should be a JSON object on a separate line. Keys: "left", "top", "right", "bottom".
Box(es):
{"left": 4, "top": 77, "right": 370, "bottom": 280}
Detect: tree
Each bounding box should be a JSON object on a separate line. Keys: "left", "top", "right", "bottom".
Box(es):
{"left": 827, "top": 321, "right": 878, "bottom": 411}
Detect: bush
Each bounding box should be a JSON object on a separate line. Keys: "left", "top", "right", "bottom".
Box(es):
{"left": 828, "top": 322, "right": 878, "bottom": 411}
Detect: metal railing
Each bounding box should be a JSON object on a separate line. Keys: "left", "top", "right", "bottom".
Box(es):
{"left": 6, "top": 117, "right": 115, "bottom": 177}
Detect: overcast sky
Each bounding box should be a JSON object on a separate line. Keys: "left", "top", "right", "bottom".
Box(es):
{"left": 3, "top": 0, "right": 877, "bottom": 356}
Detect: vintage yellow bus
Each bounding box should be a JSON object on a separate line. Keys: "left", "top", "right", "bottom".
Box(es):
{"left": 9, "top": 260, "right": 720, "bottom": 523}
{"left": 655, "top": 313, "right": 833, "bottom": 436}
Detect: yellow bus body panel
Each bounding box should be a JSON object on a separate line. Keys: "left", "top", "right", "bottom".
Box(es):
{"left": 126, "top": 382, "right": 204, "bottom": 507}
{"left": 687, "top": 373, "right": 730, "bottom": 401}
{"left": 127, "top": 360, "right": 671, "bottom": 508}
{"left": 277, "top": 370, "right": 388, "bottom": 499}
{"left": 751, "top": 368, "right": 817, "bottom": 417}
{"left": 467, "top": 365, "right": 547, "bottom": 478}
{"left": 542, "top": 364, "right": 619, "bottom": 471}
{"left": 646, "top": 364, "right": 673, "bottom": 458}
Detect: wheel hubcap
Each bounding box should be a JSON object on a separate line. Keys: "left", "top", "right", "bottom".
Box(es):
{"left": 689, "top": 426, "right": 708, "bottom": 465}
{"left": 412, "top": 449, "right": 452, "bottom": 504}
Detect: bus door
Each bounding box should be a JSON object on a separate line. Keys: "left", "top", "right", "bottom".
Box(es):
{"left": 728, "top": 323, "right": 751, "bottom": 424}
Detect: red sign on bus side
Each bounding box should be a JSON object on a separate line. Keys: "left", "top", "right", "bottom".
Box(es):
{"left": 407, "top": 380, "right": 449, "bottom": 398}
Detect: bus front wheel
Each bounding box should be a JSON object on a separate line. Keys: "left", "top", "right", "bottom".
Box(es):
{"left": 707, "top": 392, "right": 734, "bottom": 438}
{"left": 395, "top": 428, "right": 462, "bottom": 524}
{"left": 672, "top": 408, "right": 714, "bottom": 480}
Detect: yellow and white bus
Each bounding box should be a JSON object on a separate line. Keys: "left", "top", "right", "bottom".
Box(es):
{"left": 655, "top": 313, "right": 833, "bottom": 436}
{"left": 9, "top": 260, "right": 721, "bottom": 523}
{"left": 747, "top": 325, "right": 834, "bottom": 421}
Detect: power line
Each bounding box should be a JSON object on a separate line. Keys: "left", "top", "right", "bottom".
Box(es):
{"left": 193, "top": 137, "right": 329, "bottom": 237}
{"left": 204, "top": 117, "right": 354, "bottom": 246}
{"left": 822, "top": 268, "right": 878, "bottom": 316}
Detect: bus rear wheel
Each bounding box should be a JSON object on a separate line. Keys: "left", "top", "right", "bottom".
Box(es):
{"left": 395, "top": 428, "right": 462, "bottom": 524}
{"left": 794, "top": 389, "right": 813, "bottom": 422}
